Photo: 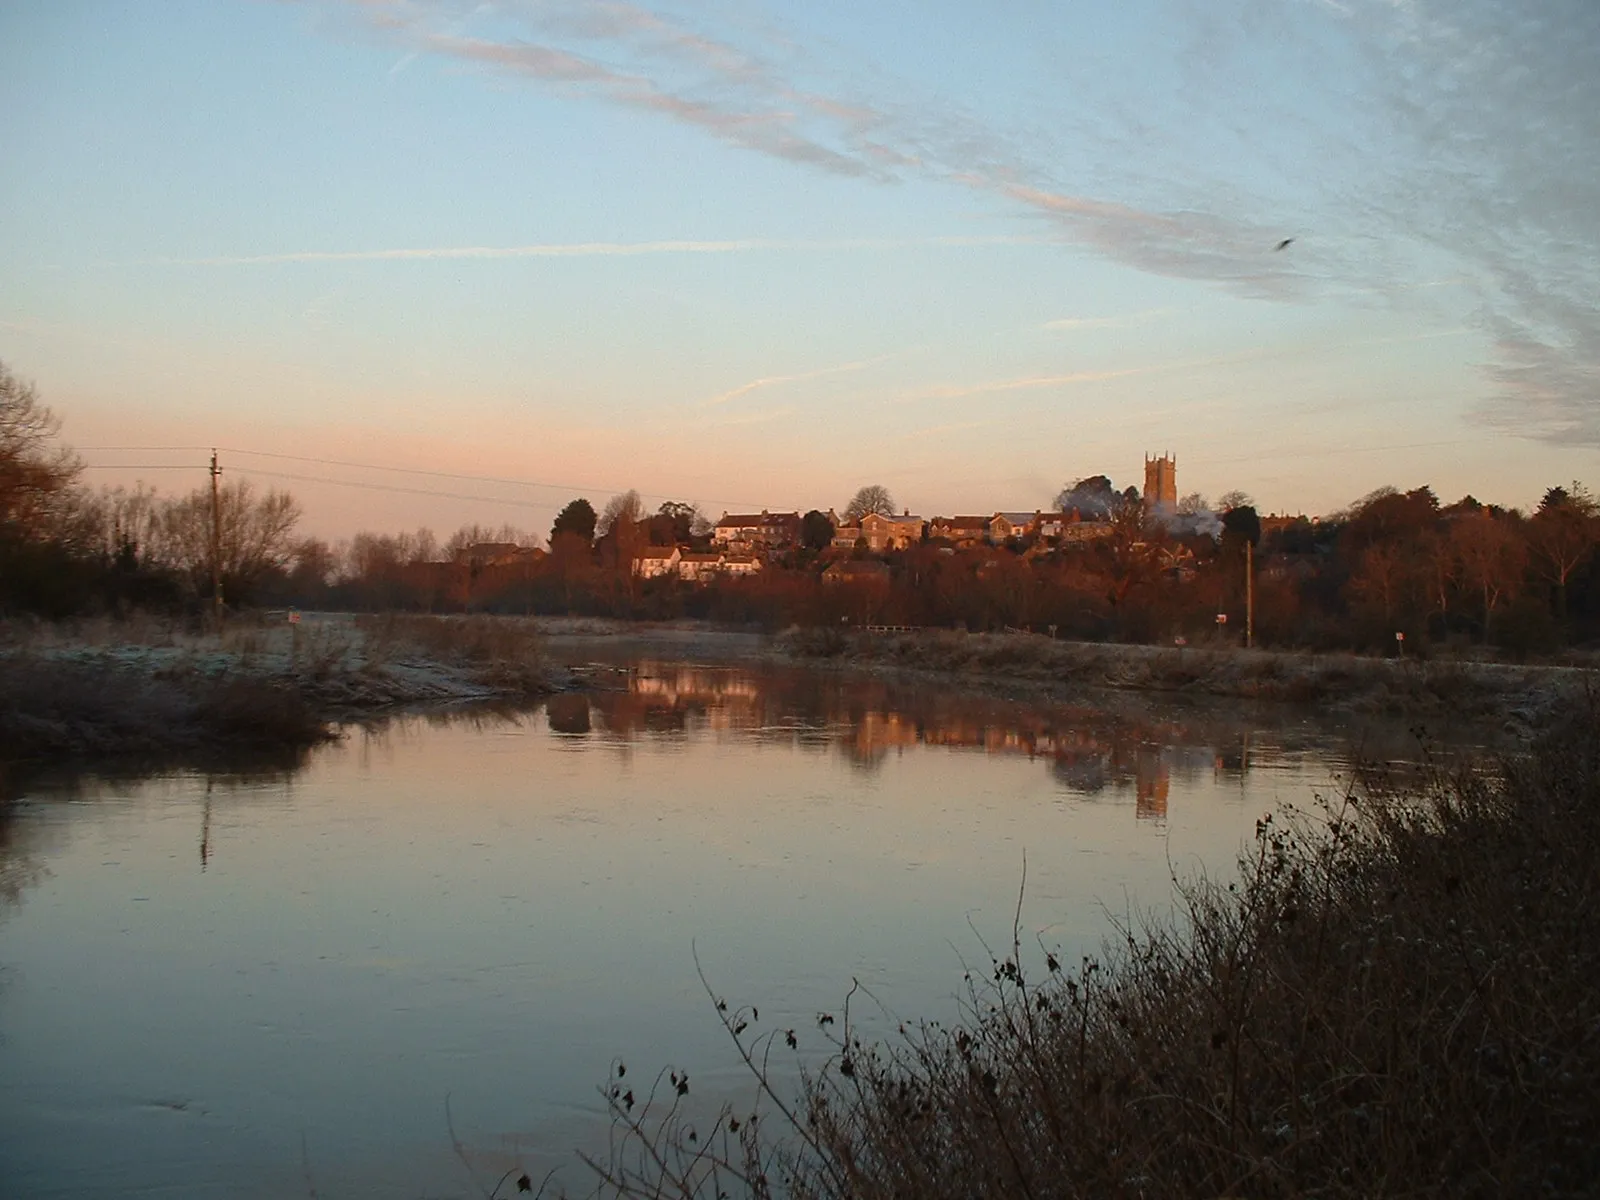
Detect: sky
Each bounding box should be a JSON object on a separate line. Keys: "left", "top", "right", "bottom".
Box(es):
{"left": 1, "top": 0, "right": 1596, "bottom": 541}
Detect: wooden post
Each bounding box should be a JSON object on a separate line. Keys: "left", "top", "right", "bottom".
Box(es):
{"left": 209, "top": 449, "right": 223, "bottom": 624}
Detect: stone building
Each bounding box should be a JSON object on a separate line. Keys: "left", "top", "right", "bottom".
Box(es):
{"left": 1143, "top": 453, "right": 1177, "bottom": 511}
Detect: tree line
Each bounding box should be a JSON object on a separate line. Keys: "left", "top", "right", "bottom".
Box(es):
{"left": 4, "top": 361, "right": 1597, "bottom": 655}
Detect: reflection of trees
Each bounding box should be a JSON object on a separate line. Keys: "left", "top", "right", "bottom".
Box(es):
{"left": 0, "top": 801, "right": 48, "bottom": 917}
{"left": 1052, "top": 752, "right": 1109, "bottom": 793}
{"left": 550, "top": 660, "right": 1286, "bottom": 821}
{"left": 546, "top": 693, "right": 592, "bottom": 736}
{"left": 1215, "top": 732, "right": 1251, "bottom": 779}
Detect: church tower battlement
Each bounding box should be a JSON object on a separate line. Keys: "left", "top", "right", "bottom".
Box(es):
{"left": 1143, "top": 453, "right": 1177, "bottom": 510}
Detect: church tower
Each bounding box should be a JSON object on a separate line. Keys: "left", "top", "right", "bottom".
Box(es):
{"left": 1143, "top": 453, "right": 1177, "bottom": 510}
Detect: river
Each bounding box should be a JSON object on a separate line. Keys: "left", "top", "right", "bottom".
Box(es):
{"left": 0, "top": 659, "right": 1430, "bottom": 1197}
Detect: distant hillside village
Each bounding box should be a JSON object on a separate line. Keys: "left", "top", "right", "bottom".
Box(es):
{"left": 332, "top": 446, "right": 1596, "bottom": 657}
{"left": 10, "top": 353, "right": 1596, "bottom": 653}
{"left": 515, "top": 454, "right": 1302, "bottom": 586}
{"left": 443, "top": 454, "right": 1283, "bottom": 587}
{"left": 8, "top": 360, "right": 1595, "bottom": 652}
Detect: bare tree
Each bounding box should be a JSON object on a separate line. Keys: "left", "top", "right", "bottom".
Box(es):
{"left": 844, "top": 485, "right": 896, "bottom": 522}
{"left": 1346, "top": 541, "right": 1407, "bottom": 624}
{"left": 1528, "top": 484, "right": 1599, "bottom": 619}
{"left": 1451, "top": 509, "right": 1527, "bottom": 641}
{"left": 1413, "top": 528, "right": 1459, "bottom": 622}
{"left": 598, "top": 490, "right": 649, "bottom": 575}
{"left": 597, "top": 490, "right": 646, "bottom": 537}
{"left": 0, "top": 360, "right": 82, "bottom": 539}
{"left": 411, "top": 527, "right": 440, "bottom": 563}
{"left": 78, "top": 483, "right": 161, "bottom": 562}
{"left": 443, "top": 523, "right": 538, "bottom": 560}
{"left": 150, "top": 479, "right": 301, "bottom": 600}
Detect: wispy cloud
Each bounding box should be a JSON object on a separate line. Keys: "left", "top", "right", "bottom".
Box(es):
{"left": 1333, "top": 0, "right": 1600, "bottom": 443}
{"left": 297, "top": 0, "right": 1598, "bottom": 442}
{"left": 306, "top": 0, "right": 1311, "bottom": 298}
{"left": 149, "top": 235, "right": 1033, "bottom": 267}
{"left": 906, "top": 420, "right": 985, "bottom": 440}
{"left": 898, "top": 366, "right": 1152, "bottom": 404}
{"left": 897, "top": 327, "right": 1470, "bottom": 406}
{"left": 1001, "top": 184, "right": 1306, "bottom": 301}
{"left": 158, "top": 239, "right": 787, "bottom": 266}
{"left": 702, "top": 357, "right": 881, "bottom": 408}
{"left": 1045, "top": 308, "right": 1176, "bottom": 331}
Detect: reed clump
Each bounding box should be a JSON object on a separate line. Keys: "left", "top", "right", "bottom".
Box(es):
{"left": 572, "top": 712, "right": 1600, "bottom": 1199}
{"left": 356, "top": 613, "right": 550, "bottom": 694}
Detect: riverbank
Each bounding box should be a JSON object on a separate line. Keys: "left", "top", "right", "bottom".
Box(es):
{"left": 578, "top": 706, "right": 1600, "bottom": 1200}
{"left": 775, "top": 626, "right": 1590, "bottom": 730}
{"left": 6, "top": 614, "right": 1586, "bottom": 773}
{"left": 0, "top": 613, "right": 565, "bottom": 773}
{"left": 530, "top": 617, "right": 1591, "bottom": 731}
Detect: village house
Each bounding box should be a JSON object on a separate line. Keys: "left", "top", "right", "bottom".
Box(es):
{"left": 1260, "top": 513, "right": 1314, "bottom": 539}
{"left": 988, "top": 511, "right": 1042, "bottom": 541}
{"left": 712, "top": 510, "right": 803, "bottom": 555}
{"left": 927, "top": 516, "right": 990, "bottom": 547}
{"left": 1057, "top": 513, "right": 1116, "bottom": 543}
{"left": 858, "top": 511, "right": 925, "bottom": 551}
{"left": 632, "top": 546, "right": 681, "bottom": 578}
{"left": 668, "top": 551, "right": 763, "bottom": 582}
{"left": 1035, "top": 512, "right": 1068, "bottom": 540}
{"left": 677, "top": 551, "right": 723, "bottom": 582}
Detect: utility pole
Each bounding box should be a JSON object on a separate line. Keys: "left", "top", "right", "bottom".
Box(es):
{"left": 1245, "top": 539, "right": 1254, "bottom": 650}
{"left": 209, "top": 449, "right": 224, "bottom": 625}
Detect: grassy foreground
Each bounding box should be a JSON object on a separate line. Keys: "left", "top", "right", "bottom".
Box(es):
{"left": 572, "top": 712, "right": 1600, "bottom": 1199}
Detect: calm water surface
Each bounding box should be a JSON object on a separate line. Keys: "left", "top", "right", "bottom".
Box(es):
{"left": 1, "top": 661, "right": 1423, "bottom": 1197}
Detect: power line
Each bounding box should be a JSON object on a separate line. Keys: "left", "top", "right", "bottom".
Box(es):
{"left": 214, "top": 446, "right": 764, "bottom": 511}
{"left": 79, "top": 458, "right": 578, "bottom": 515}
{"left": 80, "top": 463, "right": 202, "bottom": 471}
{"left": 78, "top": 450, "right": 773, "bottom": 518}
{"left": 79, "top": 444, "right": 770, "bottom": 512}
{"left": 226, "top": 465, "right": 558, "bottom": 510}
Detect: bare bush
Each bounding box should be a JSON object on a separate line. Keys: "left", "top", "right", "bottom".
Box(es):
{"left": 559, "top": 714, "right": 1600, "bottom": 1199}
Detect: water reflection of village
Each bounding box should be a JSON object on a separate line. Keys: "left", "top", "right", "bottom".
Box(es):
{"left": 547, "top": 662, "right": 1278, "bottom": 823}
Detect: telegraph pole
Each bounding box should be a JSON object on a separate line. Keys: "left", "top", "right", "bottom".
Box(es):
{"left": 209, "top": 449, "right": 224, "bottom": 624}
{"left": 1245, "top": 539, "right": 1254, "bottom": 650}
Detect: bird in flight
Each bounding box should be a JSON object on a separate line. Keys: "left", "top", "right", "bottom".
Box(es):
{"left": 1274, "top": 238, "right": 1295, "bottom": 252}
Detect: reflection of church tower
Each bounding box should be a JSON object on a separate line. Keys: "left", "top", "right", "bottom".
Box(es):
{"left": 1135, "top": 749, "right": 1170, "bottom": 821}
{"left": 1143, "top": 453, "right": 1177, "bottom": 510}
